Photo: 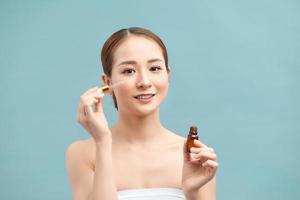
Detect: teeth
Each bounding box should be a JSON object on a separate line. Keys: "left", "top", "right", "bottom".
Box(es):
{"left": 136, "top": 95, "right": 153, "bottom": 99}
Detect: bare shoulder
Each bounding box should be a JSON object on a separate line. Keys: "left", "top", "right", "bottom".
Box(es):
{"left": 167, "top": 129, "right": 186, "bottom": 142}
{"left": 65, "top": 138, "right": 95, "bottom": 168}
{"left": 65, "top": 138, "right": 92, "bottom": 154}
{"left": 164, "top": 129, "right": 186, "bottom": 149}
{"left": 65, "top": 138, "right": 97, "bottom": 199}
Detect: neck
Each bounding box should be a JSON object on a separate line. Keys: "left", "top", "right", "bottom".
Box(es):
{"left": 111, "top": 109, "right": 167, "bottom": 146}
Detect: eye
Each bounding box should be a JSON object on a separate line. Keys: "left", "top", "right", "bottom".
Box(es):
{"left": 150, "top": 66, "right": 162, "bottom": 72}
{"left": 122, "top": 68, "right": 136, "bottom": 75}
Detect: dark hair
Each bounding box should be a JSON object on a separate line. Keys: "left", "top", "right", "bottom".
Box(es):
{"left": 101, "top": 27, "right": 169, "bottom": 109}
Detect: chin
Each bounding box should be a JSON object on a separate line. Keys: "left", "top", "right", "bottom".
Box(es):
{"left": 133, "top": 106, "right": 159, "bottom": 117}
{"left": 120, "top": 99, "right": 162, "bottom": 117}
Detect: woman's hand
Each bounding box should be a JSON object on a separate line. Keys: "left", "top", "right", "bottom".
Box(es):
{"left": 76, "top": 86, "right": 111, "bottom": 142}
{"left": 182, "top": 139, "right": 218, "bottom": 195}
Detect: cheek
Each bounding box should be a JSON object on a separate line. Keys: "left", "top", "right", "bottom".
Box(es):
{"left": 113, "top": 83, "right": 133, "bottom": 101}
{"left": 111, "top": 71, "right": 123, "bottom": 83}
{"left": 155, "top": 76, "right": 169, "bottom": 91}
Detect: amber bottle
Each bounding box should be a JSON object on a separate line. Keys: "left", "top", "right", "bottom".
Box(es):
{"left": 187, "top": 126, "right": 198, "bottom": 153}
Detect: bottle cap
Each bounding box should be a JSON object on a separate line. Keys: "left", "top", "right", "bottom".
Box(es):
{"left": 189, "top": 126, "right": 198, "bottom": 135}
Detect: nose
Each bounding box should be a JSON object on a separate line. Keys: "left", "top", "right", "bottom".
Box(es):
{"left": 136, "top": 70, "right": 152, "bottom": 90}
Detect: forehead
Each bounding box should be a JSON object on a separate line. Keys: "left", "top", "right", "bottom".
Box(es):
{"left": 113, "top": 36, "right": 164, "bottom": 64}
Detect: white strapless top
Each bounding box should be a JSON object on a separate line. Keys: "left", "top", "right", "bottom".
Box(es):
{"left": 117, "top": 187, "right": 186, "bottom": 200}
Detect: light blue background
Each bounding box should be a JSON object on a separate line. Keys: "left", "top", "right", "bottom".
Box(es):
{"left": 0, "top": 0, "right": 299, "bottom": 199}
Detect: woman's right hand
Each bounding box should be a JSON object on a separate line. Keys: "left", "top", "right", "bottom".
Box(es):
{"left": 76, "top": 86, "right": 111, "bottom": 142}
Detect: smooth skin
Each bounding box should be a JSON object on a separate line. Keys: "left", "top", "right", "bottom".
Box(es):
{"left": 65, "top": 35, "right": 218, "bottom": 200}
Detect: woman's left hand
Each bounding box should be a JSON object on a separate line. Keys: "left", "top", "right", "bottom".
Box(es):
{"left": 181, "top": 139, "right": 218, "bottom": 195}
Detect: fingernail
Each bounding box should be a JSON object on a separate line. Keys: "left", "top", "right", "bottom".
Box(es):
{"left": 96, "top": 88, "right": 103, "bottom": 94}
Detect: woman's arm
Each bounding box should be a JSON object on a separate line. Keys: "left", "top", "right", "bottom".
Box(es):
{"left": 184, "top": 176, "right": 216, "bottom": 200}
{"left": 197, "top": 175, "right": 216, "bottom": 200}
{"left": 65, "top": 137, "right": 118, "bottom": 200}
{"left": 182, "top": 138, "right": 218, "bottom": 200}
{"left": 66, "top": 86, "right": 118, "bottom": 200}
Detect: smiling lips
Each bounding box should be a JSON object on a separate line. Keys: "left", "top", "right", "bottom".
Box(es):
{"left": 134, "top": 93, "right": 155, "bottom": 102}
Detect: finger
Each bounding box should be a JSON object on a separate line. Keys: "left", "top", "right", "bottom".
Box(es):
{"left": 202, "top": 159, "right": 219, "bottom": 168}
{"left": 84, "top": 91, "right": 104, "bottom": 103}
{"left": 77, "top": 87, "right": 102, "bottom": 121}
{"left": 82, "top": 86, "right": 100, "bottom": 96}
{"left": 77, "top": 98, "right": 86, "bottom": 121}
{"left": 193, "top": 151, "right": 217, "bottom": 162}
{"left": 82, "top": 89, "right": 105, "bottom": 101}
{"left": 190, "top": 147, "right": 215, "bottom": 154}
{"left": 193, "top": 139, "right": 208, "bottom": 148}
{"left": 79, "top": 86, "right": 102, "bottom": 106}
{"left": 81, "top": 88, "right": 104, "bottom": 104}
{"left": 76, "top": 101, "right": 83, "bottom": 122}
{"left": 95, "top": 97, "right": 104, "bottom": 113}
{"left": 79, "top": 95, "right": 98, "bottom": 118}
{"left": 83, "top": 101, "right": 95, "bottom": 117}
{"left": 86, "top": 97, "right": 101, "bottom": 113}
{"left": 96, "top": 86, "right": 104, "bottom": 95}
{"left": 84, "top": 92, "right": 105, "bottom": 113}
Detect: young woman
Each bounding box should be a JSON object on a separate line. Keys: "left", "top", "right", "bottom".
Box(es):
{"left": 65, "top": 27, "right": 218, "bottom": 200}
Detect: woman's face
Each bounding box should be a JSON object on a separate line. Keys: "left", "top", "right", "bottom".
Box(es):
{"left": 109, "top": 35, "right": 170, "bottom": 116}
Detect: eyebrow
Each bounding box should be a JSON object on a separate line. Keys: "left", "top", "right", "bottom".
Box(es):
{"left": 117, "top": 58, "right": 163, "bottom": 66}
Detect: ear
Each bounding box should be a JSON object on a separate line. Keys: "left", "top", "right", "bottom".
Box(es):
{"left": 101, "top": 73, "right": 111, "bottom": 85}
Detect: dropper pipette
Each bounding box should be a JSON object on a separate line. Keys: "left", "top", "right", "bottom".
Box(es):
{"left": 97, "top": 80, "right": 125, "bottom": 94}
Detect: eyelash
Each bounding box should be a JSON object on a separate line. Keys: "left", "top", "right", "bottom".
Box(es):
{"left": 122, "top": 68, "right": 135, "bottom": 74}
{"left": 150, "top": 66, "right": 162, "bottom": 71}
{"left": 122, "top": 66, "right": 162, "bottom": 74}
